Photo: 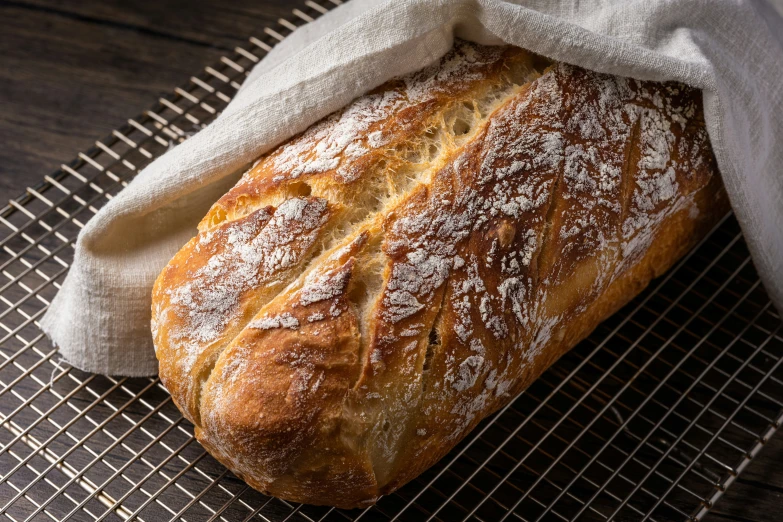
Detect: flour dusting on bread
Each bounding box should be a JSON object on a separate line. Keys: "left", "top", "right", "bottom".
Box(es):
{"left": 151, "top": 40, "right": 724, "bottom": 508}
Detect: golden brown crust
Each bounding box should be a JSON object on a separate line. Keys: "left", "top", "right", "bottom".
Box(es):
{"left": 152, "top": 41, "right": 727, "bottom": 508}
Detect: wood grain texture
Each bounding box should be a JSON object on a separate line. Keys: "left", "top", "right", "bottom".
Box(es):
{"left": 0, "top": 0, "right": 286, "bottom": 197}
{"left": 0, "top": 0, "right": 779, "bottom": 520}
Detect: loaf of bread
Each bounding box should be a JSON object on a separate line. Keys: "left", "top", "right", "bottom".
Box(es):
{"left": 151, "top": 41, "right": 727, "bottom": 508}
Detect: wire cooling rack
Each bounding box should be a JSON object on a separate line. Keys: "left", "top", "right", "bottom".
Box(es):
{"left": 1, "top": 1, "right": 782, "bottom": 520}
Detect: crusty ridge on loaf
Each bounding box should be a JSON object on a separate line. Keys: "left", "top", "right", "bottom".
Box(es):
{"left": 152, "top": 40, "right": 727, "bottom": 508}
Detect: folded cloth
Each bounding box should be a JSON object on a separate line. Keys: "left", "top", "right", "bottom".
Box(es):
{"left": 41, "top": 0, "right": 783, "bottom": 376}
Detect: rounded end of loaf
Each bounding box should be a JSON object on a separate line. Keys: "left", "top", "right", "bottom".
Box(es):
{"left": 194, "top": 232, "right": 384, "bottom": 509}
{"left": 152, "top": 39, "right": 728, "bottom": 509}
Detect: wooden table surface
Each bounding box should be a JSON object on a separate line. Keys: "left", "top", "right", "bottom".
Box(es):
{"left": 0, "top": 0, "right": 780, "bottom": 520}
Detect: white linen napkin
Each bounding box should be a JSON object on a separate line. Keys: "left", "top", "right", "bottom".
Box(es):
{"left": 41, "top": 0, "right": 783, "bottom": 376}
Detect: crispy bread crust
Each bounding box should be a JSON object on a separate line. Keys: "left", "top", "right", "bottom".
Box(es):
{"left": 152, "top": 41, "right": 728, "bottom": 508}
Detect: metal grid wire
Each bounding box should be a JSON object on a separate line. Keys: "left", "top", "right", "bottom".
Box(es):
{"left": 1, "top": 0, "right": 782, "bottom": 520}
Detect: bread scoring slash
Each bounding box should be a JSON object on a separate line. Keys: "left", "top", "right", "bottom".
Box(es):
{"left": 151, "top": 40, "right": 727, "bottom": 508}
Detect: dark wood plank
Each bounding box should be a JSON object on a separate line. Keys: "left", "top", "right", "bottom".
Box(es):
{"left": 0, "top": 0, "right": 284, "bottom": 198}
{"left": 9, "top": 0, "right": 292, "bottom": 51}
{"left": 705, "top": 435, "right": 783, "bottom": 522}
{"left": 708, "top": 480, "right": 783, "bottom": 522}
{"left": 733, "top": 434, "right": 783, "bottom": 491}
